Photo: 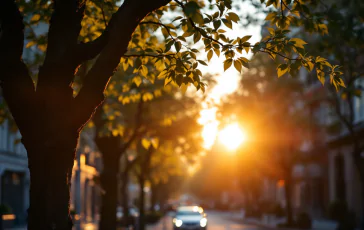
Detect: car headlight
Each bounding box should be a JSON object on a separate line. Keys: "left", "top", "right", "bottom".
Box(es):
{"left": 200, "top": 218, "right": 207, "bottom": 227}
{"left": 173, "top": 218, "right": 183, "bottom": 227}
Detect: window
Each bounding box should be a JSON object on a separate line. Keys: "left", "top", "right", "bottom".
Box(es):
{"left": 354, "top": 78, "right": 364, "bottom": 123}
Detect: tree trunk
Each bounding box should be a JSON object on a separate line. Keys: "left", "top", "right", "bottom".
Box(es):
{"left": 138, "top": 176, "right": 146, "bottom": 230}
{"left": 98, "top": 150, "right": 119, "bottom": 230}
{"left": 354, "top": 157, "right": 364, "bottom": 230}
{"left": 149, "top": 183, "right": 157, "bottom": 212}
{"left": 360, "top": 176, "right": 364, "bottom": 230}
{"left": 284, "top": 177, "right": 294, "bottom": 226}
{"left": 121, "top": 170, "right": 130, "bottom": 227}
{"left": 23, "top": 134, "right": 77, "bottom": 230}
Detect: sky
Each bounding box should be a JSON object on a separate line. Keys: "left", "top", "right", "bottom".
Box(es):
{"left": 197, "top": 1, "right": 265, "bottom": 149}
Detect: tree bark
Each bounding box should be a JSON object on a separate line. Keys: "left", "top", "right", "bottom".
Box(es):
{"left": 360, "top": 172, "right": 364, "bottom": 230}
{"left": 22, "top": 131, "right": 78, "bottom": 230}
{"left": 98, "top": 152, "right": 119, "bottom": 230}
{"left": 1, "top": 1, "right": 171, "bottom": 229}
{"left": 150, "top": 183, "right": 157, "bottom": 212}
{"left": 353, "top": 153, "right": 364, "bottom": 230}
{"left": 284, "top": 177, "right": 294, "bottom": 226}
{"left": 121, "top": 169, "right": 130, "bottom": 227}
{"left": 94, "top": 134, "right": 121, "bottom": 230}
{"left": 138, "top": 176, "right": 146, "bottom": 230}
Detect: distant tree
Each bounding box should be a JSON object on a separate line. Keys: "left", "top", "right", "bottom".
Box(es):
{"left": 303, "top": 1, "right": 364, "bottom": 228}
{"left": 132, "top": 95, "right": 202, "bottom": 230}
{"left": 93, "top": 60, "right": 171, "bottom": 229}
{"left": 219, "top": 53, "right": 310, "bottom": 225}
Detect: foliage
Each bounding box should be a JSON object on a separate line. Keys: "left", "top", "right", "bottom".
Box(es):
{"left": 17, "top": 0, "right": 344, "bottom": 96}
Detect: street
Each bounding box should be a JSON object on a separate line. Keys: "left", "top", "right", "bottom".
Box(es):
{"left": 147, "top": 211, "right": 269, "bottom": 230}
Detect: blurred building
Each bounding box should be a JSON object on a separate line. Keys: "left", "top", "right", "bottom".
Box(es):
{"left": 0, "top": 116, "right": 29, "bottom": 226}
{"left": 71, "top": 131, "right": 103, "bottom": 230}
{"left": 256, "top": 26, "right": 329, "bottom": 219}
{"left": 326, "top": 85, "right": 364, "bottom": 221}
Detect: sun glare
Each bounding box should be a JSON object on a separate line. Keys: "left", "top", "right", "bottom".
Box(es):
{"left": 218, "top": 123, "right": 247, "bottom": 151}
{"left": 201, "top": 122, "right": 218, "bottom": 149}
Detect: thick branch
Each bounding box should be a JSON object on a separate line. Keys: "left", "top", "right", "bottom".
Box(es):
{"left": 0, "top": 0, "right": 24, "bottom": 64}
{"left": 36, "top": 0, "right": 86, "bottom": 93}
{"left": 74, "top": 0, "right": 170, "bottom": 125}
{"left": 0, "top": 0, "right": 36, "bottom": 133}
{"left": 44, "top": 0, "right": 86, "bottom": 65}
{"left": 118, "top": 99, "right": 145, "bottom": 155}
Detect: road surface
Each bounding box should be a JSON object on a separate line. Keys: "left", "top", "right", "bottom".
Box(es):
{"left": 147, "top": 211, "right": 269, "bottom": 230}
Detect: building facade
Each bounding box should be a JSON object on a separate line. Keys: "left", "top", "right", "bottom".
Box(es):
{"left": 71, "top": 131, "right": 103, "bottom": 230}
{"left": 0, "top": 119, "right": 29, "bottom": 226}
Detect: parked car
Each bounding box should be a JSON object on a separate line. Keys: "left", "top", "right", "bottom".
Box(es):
{"left": 173, "top": 206, "right": 207, "bottom": 230}
{"left": 117, "top": 206, "right": 139, "bottom": 227}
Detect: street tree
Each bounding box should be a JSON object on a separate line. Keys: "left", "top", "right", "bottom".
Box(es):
{"left": 132, "top": 95, "right": 202, "bottom": 230}
{"left": 219, "top": 53, "right": 310, "bottom": 225}
{"left": 0, "top": 0, "right": 344, "bottom": 228}
{"left": 302, "top": 1, "right": 364, "bottom": 228}
{"left": 92, "top": 57, "right": 173, "bottom": 229}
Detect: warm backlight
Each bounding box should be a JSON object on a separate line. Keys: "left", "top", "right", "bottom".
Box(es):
{"left": 218, "top": 123, "right": 247, "bottom": 151}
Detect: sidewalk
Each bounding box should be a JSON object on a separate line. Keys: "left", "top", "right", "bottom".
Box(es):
{"left": 227, "top": 211, "right": 338, "bottom": 230}
{"left": 146, "top": 215, "right": 172, "bottom": 230}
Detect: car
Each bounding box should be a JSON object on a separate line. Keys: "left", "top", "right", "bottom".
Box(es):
{"left": 172, "top": 206, "right": 207, "bottom": 230}
{"left": 117, "top": 206, "right": 139, "bottom": 227}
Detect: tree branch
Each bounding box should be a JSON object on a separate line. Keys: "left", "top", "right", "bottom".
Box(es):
{"left": 0, "top": 0, "right": 24, "bottom": 64}
{"left": 174, "top": 0, "right": 224, "bottom": 47}
{"left": 118, "top": 98, "right": 146, "bottom": 156}
{"left": 0, "top": 0, "right": 36, "bottom": 133}
{"left": 44, "top": 0, "right": 86, "bottom": 65}
{"left": 37, "top": 0, "right": 86, "bottom": 92}
{"left": 74, "top": 0, "right": 170, "bottom": 126}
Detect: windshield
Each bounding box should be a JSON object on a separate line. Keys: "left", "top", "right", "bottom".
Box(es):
{"left": 176, "top": 211, "right": 202, "bottom": 216}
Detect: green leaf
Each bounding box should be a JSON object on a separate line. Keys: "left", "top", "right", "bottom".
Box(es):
{"left": 176, "top": 74, "right": 183, "bottom": 86}
{"left": 139, "top": 65, "right": 148, "bottom": 76}
{"left": 142, "top": 92, "right": 154, "bottom": 101}
{"left": 317, "top": 70, "right": 325, "bottom": 85}
{"left": 307, "top": 61, "right": 314, "bottom": 71}
{"left": 193, "top": 32, "right": 201, "bottom": 43}
{"left": 134, "top": 76, "right": 142, "bottom": 87}
{"left": 26, "top": 41, "right": 36, "bottom": 48}
{"left": 175, "top": 41, "right": 182, "bottom": 52}
{"left": 265, "top": 12, "right": 277, "bottom": 21}
{"left": 151, "top": 138, "right": 159, "bottom": 149}
{"left": 142, "top": 138, "right": 151, "bottom": 149}
{"left": 277, "top": 64, "right": 288, "bottom": 77}
{"left": 180, "top": 83, "right": 188, "bottom": 94}
{"left": 224, "top": 59, "right": 233, "bottom": 71}
{"left": 239, "top": 57, "right": 249, "bottom": 63}
{"left": 164, "top": 77, "right": 172, "bottom": 86}
{"left": 30, "top": 14, "right": 41, "bottom": 22}
{"left": 207, "top": 50, "right": 213, "bottom": 61}
{"left": 198, "top": 60, "right": 208, "bottom": 66}
{"left": 213, "top": 20, "right": 222, "bottom": 30}
{"left": 222, "top": 19, "right": 232, "bottom": 29}
{"left": 240, "top": 35, "right": 252, "bottom": 43}
{"left": 233, "top": 60, "right": 242, "bottom": 73}
{"left": 290, "top": 38, "right": 307, "bottom": 49}
{"left": 227, "top": 12, "right": 240, "bottom": 23}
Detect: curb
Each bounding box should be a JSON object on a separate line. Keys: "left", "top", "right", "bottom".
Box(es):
{"left": 228, "top": 218, "right": 319, "bottom": 230}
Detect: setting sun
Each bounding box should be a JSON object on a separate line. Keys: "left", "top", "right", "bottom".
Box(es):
{"left": 218, "top": 123, "right": 247, "bottom": 151}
